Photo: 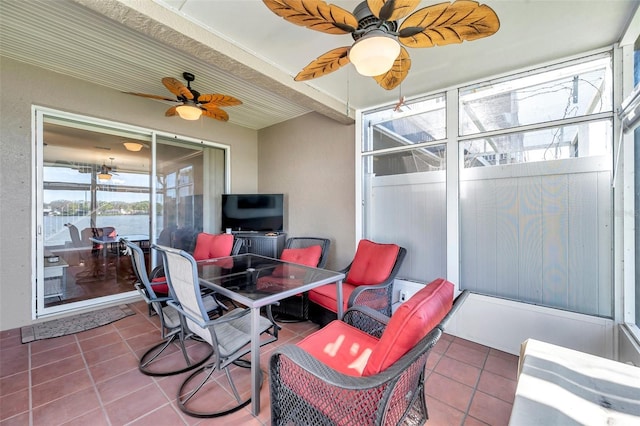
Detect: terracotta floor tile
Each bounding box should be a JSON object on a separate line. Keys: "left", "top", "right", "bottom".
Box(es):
{"left": 434, "top": 355, "right": 482, "bottom": 387}
{"left": 467, "top": 390, "right": 513, "bottom": 426}
{"left": 125, "top": 404, "right": 185, "bottom": 426}
{"left": 446, "top": 341, "right": 489, "bottom": 368}
{"left": 78, "top": 330, "right": 124, "bottom": 352}
{"left": 96, "top": 368, "right": 155, "bottom": 404}
{"left": 61, "top": 408, "right": 110, "bottom": 426}
{"left": 31, "top": 342, "right": 80, "bottom": 369}
{"left": 83, "top": 341, "right": 133, "bottom": 366}
{"left": 0, "top": 346, "right": 29, "bottom": 377}
{"left": 483, "top": 354, "right": 519, "bottom": 381}
{"left": 89, "top": 352, "right": 139, "bottom": 383}
{"left": 32, "top": 369, "right": 94, "bottom": 408}
{"left": 30, "top": 334, "right": 76, "bottom": 354}
{"left": 426, "top": 372, "right": 474, "bottom": 412}
{"left": 0, "top": 389, "right": 29, "bottom": 421}
{"left": 32, "top": 388, "right": 101, "bottom": 426}
{"left": 477, "top": 370, "right": 517, "bottom": 403}
{"left": 103, "top": 383, "right": 171, "bottom": 425}
{"left": 0, "top": 371, "right": 28, "bottom": 397}
{"left": 4, "top": 313, "right": 516, "bottom": 426}
{"left": 425, "top": 396, "right": 466, "bottom": 426}
{"left": 0, "top": 411, "right": 30, "bottom": 426}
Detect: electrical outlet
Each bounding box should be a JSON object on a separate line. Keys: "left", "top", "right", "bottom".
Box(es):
{"left": 399, "top": 290, "right": 408, "bottom": 302}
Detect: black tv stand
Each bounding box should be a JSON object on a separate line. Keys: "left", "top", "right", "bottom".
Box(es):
{"left": 233, "top": 232, "right": 286, "bottom": 258}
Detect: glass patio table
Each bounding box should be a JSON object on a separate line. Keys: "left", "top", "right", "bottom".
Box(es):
{"left": 196, "top": 253, "right": 345, "bottom": 416}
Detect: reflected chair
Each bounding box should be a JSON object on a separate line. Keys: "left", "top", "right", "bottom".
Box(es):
{"left": 65, "top": 223, "right": 91, "bottom": 267}
{"left": 308, "top": 239, "right": 407, "bottom": 326}
{"left": 267, "top": 237, "right": 331, "bottom": 322}
{"left": 124, "top": 240, "right": 214, "bottom": 376}
{"left": 155, "top": 244, "right": 280, "bottom": 418}
{"left": 270, "top": 279, "right": 468, "bottom": 426}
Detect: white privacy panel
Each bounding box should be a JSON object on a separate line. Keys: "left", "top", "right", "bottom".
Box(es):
{"left": 367, "top": 171, "right": 447, "bottom": 282}
{"left": 460, "top": 161, "right": 612, "bottom": 317}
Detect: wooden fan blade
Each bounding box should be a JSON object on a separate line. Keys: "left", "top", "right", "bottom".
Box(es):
{"left": 398, "top": 0, "right": 500, "bottom": 48}
{"left": 367, "top": 0, "right": 421, "bottom": 22}
{"left": 201, "top": 107, "right": 229, "bottom": 122}
{"left": 294, "top": 47, "right": 351, "bottom": 81}
{"left": 373, "top": 47, "right": 411, "bottom": 90}
{"left": 165, "top": 106, "right": 178, "bottom": 117}
{"left": 124, "top": 92, "right": 177, "bottom": 103}
{"left": 162, "top": 77, "right": 194, "bottom": 100}
{"left": 198, "top": 94, "right": 243, "bottom": 107}
{"left": 262, "top": 0, "right": 358, "bottom": 34}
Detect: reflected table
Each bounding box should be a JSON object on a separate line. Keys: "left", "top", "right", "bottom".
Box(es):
{"left": 196, "top": 253, "right": 345, "bottom": 416}
{"left": 89, "top": 234, "right": 149, "bottom": 277}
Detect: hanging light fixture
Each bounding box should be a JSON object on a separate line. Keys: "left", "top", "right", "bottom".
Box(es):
{"left": 123, "top": 141, "right": 144, "bottom": 152}
{"left": 98, "top": 171, "right": 112, "bottom": 181}
{"left": 348, "top": 30, "right": 400, "bottom": 77}
{"left": 176, "top": 100, "right": 202, "bottom": 120}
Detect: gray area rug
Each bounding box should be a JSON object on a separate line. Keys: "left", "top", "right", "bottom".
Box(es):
{"left": 21, "top": 304, "right": 135, "bottom": 343}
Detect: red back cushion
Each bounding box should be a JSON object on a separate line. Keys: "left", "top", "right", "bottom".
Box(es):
{"left": 363, "top": 278, "right": 454, "bottom": 376}
{"left": 192, "top": 233, "right": 234, "bottom": 261}
{"left": 272, "top": 245, "right": 322, "bottom": 277}
{"left": 345, "top": 240, "right": 400, "bottom": 286}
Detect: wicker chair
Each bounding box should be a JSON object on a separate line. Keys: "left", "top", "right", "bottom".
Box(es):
{"left": 269, "top": 237, "right": 331, "bottom": 322}
{"left": 309, "top": 239, "right": 406, "bottom": 326}
{"left": 123, "top": 240, "right": 214, "bottom": 376}
{"left": 155, "top": 244, "right": 280, "bottom": 418}
{"left": 270, "top": 280, "right": 469, "bottom": 426}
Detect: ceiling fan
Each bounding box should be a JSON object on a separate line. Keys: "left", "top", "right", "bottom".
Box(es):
{"left": 126, "top": 72, "right": 242, "bottom": 121}
{"left": 98, "top": 158, "right": 117, "bottom": 181}
{"left": 262, "top": 0, "right": 500, "bottom": 90}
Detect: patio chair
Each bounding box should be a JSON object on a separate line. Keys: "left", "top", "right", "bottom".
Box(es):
{"left": 155, "top": 244, "right": 280, "bottom": 418}
{"left": 308, "top": 239, "right": 406, "bottom": 326}
{"left": 264, "top": 237, "right": 331, "bottom": 322}
{"left": 270, "top": 279, "right": 468, "bottom": 426}
{"left": 123, "top": 240, "right": 214, "bottom": 376}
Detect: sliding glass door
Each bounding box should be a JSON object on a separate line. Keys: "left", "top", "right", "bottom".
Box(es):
{"left": 36, "top": 110, "right": 227, "bottom": 317}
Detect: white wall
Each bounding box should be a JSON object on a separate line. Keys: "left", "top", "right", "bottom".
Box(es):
{"left": 258, "top": 112, "right": 356, "bottom": 270}
{"left": 0, "top": 58, "right": 259, "bottom": 330}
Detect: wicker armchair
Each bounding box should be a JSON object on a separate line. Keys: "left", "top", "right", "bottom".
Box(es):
{"left": 270, "top": 280, "right": 469, "bottom": 426}
{"left": 309, "top": 239, "right": 406, "bottom": 326}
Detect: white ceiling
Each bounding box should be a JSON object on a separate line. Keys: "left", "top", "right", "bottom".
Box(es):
{"left": 1, "top": 0, "right": 638, "bottom": 130}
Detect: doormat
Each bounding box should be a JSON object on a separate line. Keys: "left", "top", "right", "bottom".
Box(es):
{"left": 21, "top": 304, "right": 135, "bottom": 343}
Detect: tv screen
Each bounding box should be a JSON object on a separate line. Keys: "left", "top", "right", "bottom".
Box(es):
{"left": 221, "top": 194, "right": 284, "bottom": 232}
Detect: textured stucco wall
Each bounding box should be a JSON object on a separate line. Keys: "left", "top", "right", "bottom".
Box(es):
{"left": 257, "top": 112, "right": 356, "bottom": 270}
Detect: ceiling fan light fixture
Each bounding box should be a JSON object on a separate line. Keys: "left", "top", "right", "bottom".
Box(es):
{"left": 98, "top": 173, "right": 112, "bottom": 181}
{"left": 123, "top": 141, "right": 143, "bottom": 152}
{"left": 348, "top": 31, "right": 400, "bottom": 77}
{"left": 176, "top": 102, "right": 202, "bottom": 120}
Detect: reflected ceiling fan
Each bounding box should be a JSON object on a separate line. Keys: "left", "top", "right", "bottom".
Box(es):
{"left": 125, "top": 72, "right": 242, "bottom": 121}
{"left": 98, "top": 158, "right": 117, "bottom": 181}
{"left": 262, "top": 0, "right": 500, "bottom": 90}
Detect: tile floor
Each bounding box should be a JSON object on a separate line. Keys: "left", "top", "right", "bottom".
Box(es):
{"left": 0, "top": 301, "right": 519, "bottom": 425}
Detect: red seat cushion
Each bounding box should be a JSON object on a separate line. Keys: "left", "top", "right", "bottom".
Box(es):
{"left": 297, "top": 320, "right": 379, "bottom": 377}
{"left": 363, "top": 278, "right": 454, "bottom": 376}
{"left": 272, "top": 245, "right": 322, "bottom": 277}
{"left": 345, "top": 240, "right": 399, "bottom": 286}
{"left": 192, "top": 233, "right": 234, "bottom": 261}
{"left": 308, "top": 282, "right": 357, "bottom": 313}
{"left": 150, "top": 277, "right": 168, "bottom": 295}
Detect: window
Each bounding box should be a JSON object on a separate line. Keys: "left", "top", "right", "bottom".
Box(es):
{"left": 362, "top": 94, "right": 448, "bottom": 282}
{"left": 360, "top": 51, "right": 614, "bottom": 318}
{"left": 459, "top": 53, "right": 613, "bottom": 316}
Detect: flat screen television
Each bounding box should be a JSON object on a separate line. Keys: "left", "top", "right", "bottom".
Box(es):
{"left": 221, "top": 193, "right": 284, "bottom": 232}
